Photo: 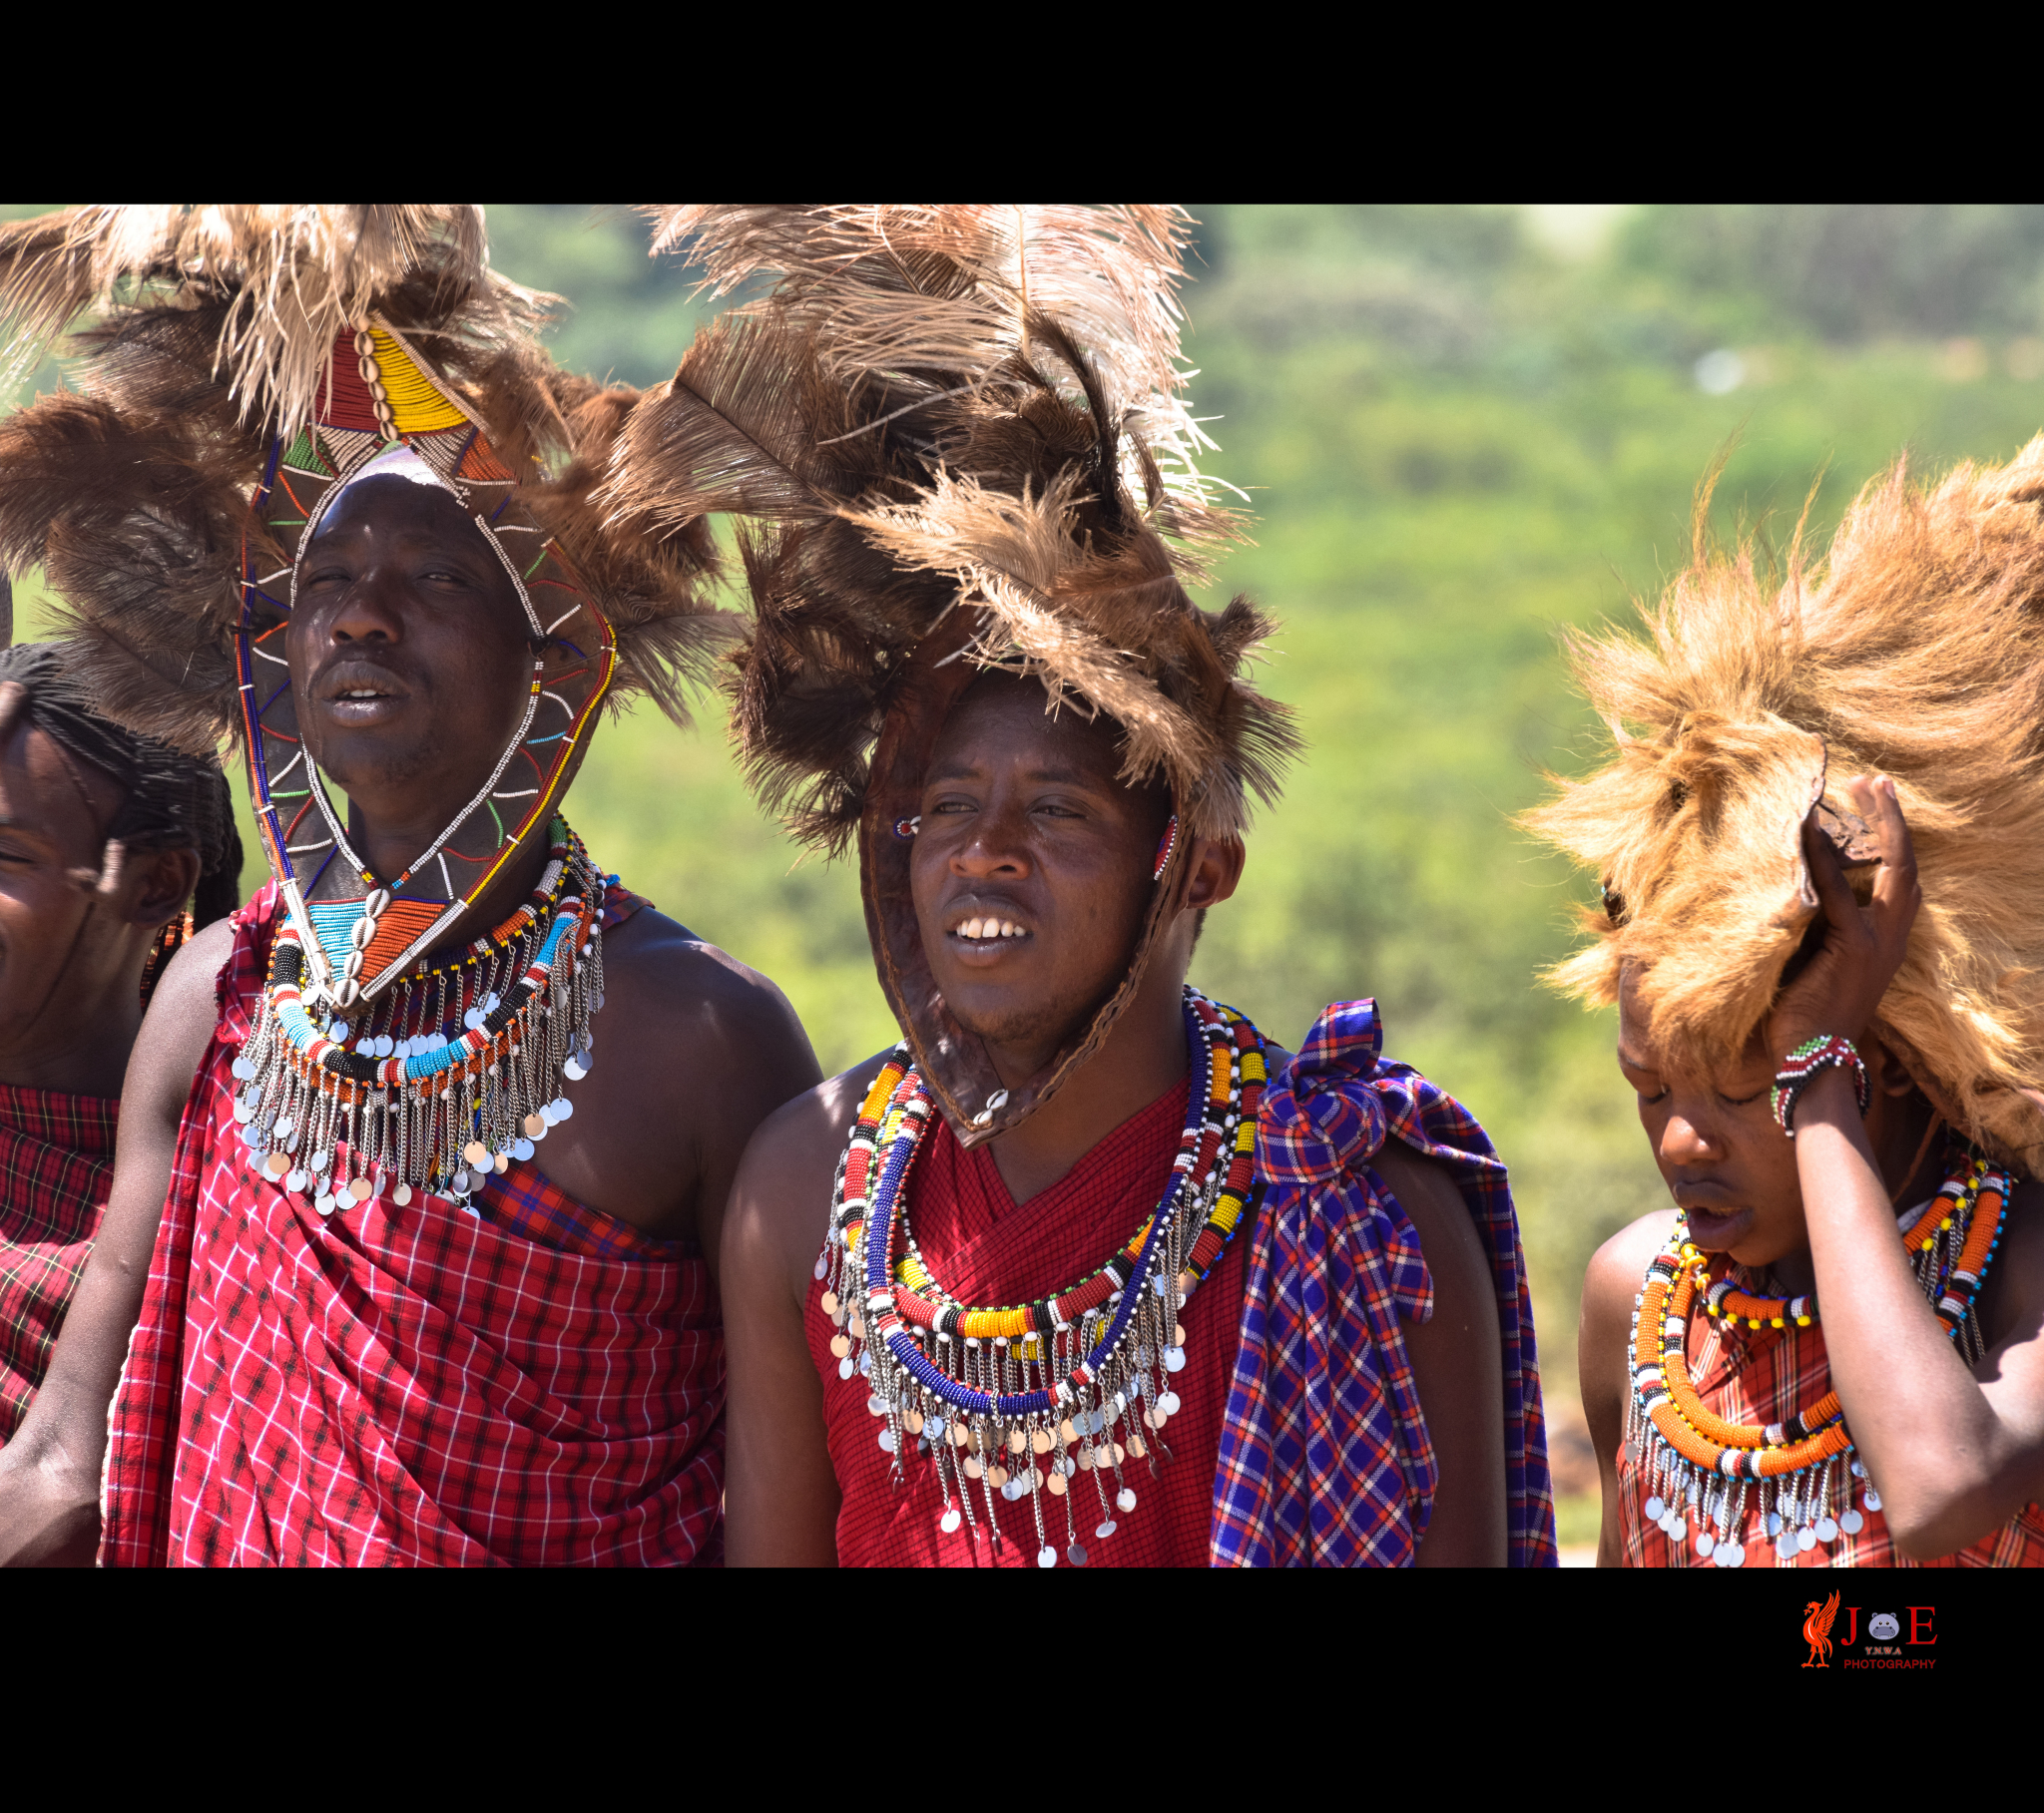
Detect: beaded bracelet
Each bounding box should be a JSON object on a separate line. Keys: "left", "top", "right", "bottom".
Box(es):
{"left": 1771, "top": 1034, "right": 1871, "bottom": 1135}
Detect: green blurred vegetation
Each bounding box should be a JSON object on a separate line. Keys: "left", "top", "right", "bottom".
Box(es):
{"left": 14, "top": 204, "right": 2044, "bottom": 1430}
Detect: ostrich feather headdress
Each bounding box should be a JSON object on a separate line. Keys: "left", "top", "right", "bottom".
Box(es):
{"left": 608, "top": 204, "right": 1297, "bottom": 1141}
{"left": 1525, "top": 441, "right": 2044, "bottom": 1168}
{"left": 0, "top": 205, "right": 726, "bottom": 1004}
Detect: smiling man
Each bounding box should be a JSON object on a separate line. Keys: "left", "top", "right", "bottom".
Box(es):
{"left": 1533, "top": 447, "right": 2044, "bottom": 1569}
{"left": 0, "top": 634, "right": 240, "bottom": 1444}
{"left": 614, "top": 204, "right": 1556, "bottom": 1568}
{"left": 0, "top": 206, "right": 816, "bottom": 1566}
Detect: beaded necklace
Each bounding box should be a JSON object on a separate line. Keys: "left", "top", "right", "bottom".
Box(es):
{"left": 1627, "top": 1141, "right": 2009, "bottom": 1567}
{"left": 817, "top": 987, "right": 1266, "bottom": 1567}
{"left": 233, "top": 817, "right": 607, "bottom": 1215}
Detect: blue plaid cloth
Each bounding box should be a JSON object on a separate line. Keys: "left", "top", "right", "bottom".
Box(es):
{"left": 1210, "top": 1000, "right": 1557, "bottom": 1567}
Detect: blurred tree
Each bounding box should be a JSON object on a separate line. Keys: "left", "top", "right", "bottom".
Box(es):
{"left": 1620, "top": 204, "right": 2044, "bottom": 342}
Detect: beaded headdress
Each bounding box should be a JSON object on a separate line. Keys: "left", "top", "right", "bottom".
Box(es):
{"left": 0, "top": 206, "right": 725, "bottom": 1011}
{"left": 1525, "top": 445, "right": 2044, "bottom": 1168}
{"left": 607, "top": 205, "right": 1297, "bottom": 1142}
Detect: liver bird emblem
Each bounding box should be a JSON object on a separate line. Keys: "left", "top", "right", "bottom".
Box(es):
{"left": 1801, "top": 1590, "right": 1841, "bottom": 1667}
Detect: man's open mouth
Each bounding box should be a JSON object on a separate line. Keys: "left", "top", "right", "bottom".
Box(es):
{"left": 947, "top": 915, "right": 1032, "bottom": 946}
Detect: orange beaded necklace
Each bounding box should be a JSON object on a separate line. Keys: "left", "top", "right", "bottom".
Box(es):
{"left": 1626, "top": 1143, "right": 2008, "bottom": 1567}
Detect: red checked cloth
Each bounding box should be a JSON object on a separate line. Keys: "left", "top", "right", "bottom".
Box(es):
{"left": 0, "top": 1085, "right": 118, "bottom": 1443}
{"left": 99, "top": 881, "right": 723, "bottom": 1567}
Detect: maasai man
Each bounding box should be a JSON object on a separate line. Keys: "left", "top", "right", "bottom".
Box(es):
{"left": 607, "top": 206, "right": 1556, "bottom": 1567}
{"left": 1529, "top": 453, "right": 2044, "bottom": 1567}
{"left": 0, "top": 206, "right": 816, "bottom": 1567}
{"left": 0, "top": 631, "right": 240, "bottom": 1443}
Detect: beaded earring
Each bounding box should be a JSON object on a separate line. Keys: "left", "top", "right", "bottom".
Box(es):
{"left": 893, "top": 816, "right": 920, "bottom": 840}
{"left": 1153, "top": 814, "right": 1178, "bottom": 883}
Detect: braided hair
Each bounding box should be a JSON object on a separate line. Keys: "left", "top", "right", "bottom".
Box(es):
{"left": 0, "top": 641, "right": 242, "bottom": 1002}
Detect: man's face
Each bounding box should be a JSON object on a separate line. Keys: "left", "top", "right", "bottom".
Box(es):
{"left": 289, "top": 475, "right": 531, "bottom": 815}
{"left": 1616, "top": 966, "right": 1807, "bottom": 1266}
{"left": 912, "top": 674, "right": 1170, "bottom": 1055}
{"left": 0, "top": 721, "right": 127, "bottom": 1030}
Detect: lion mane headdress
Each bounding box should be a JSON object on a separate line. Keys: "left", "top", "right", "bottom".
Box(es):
{"left": 1526, "top": 440, "right": 2044, "bottom": 1168}
{"left": 0, "top": 205, "right": 725, "bottom": 1007}
{"left": 605, "top": 204, "right": 1297, "bottom": 1141}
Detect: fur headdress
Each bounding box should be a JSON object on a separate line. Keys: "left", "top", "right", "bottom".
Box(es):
{"left": 0, "top": 205, "right": 727, "bottom": 1003}
{"left": 607, "top": 204, "right": 1297, "bottom": 1139}
{"left": 1525, "top": 441, "right": 2044, "bottom": 1168}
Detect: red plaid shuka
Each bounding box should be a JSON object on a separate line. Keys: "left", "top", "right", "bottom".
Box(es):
{"left": 0, "top": 1086, "right": 119, "bottom": 1443}
{"left": 1212, "top": 1001, "right": 1557, "bottom": 1568}
{"left": 1620, "top": 1281, "right": 2044, "bottom": 1568}
{"left": 99, "top": 881, "right": 724, "bottom": 1568}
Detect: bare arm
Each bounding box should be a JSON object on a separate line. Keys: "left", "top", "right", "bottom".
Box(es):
{"left": 1795, "top": 1072, "right": 2044, "bottom": 1554}
{"left": 721, "top": 1055, "right": 890, "bottom": 1567}
{"left": 1375, "top": 1145, "right": 1506, "bottom": 1566}
{"left": 1767, "top": 777, "right": 2044, "bottom": 1556}
{"left": 0, "top": 916, "right": 231, "bottom": 1567}
{"left": 1579, "top": 1210, "right": 1677, "bottom": 1568}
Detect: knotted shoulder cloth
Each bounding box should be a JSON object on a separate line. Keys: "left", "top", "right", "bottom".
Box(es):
{"left": 1210, "top": 1001, "right": 1558, "bottom": 1567}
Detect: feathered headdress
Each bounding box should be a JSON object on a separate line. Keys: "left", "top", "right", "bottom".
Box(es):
{"left": 0, "top": 205, "right": 727, "bottom": 1005}
{"left": 607, "top": 204, "right": 1297, "bottom": 1140}
{"left": 1525, "top": 442, "right": 2044, "bottom": 1167}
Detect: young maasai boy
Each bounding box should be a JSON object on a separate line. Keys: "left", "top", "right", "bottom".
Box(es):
{"left": 1531, "top": 455, "right": 2044, "bottom": 1567}
{"left": 0, "top": 206, "right": 817, "bottom": 1566}
{"left": 609, "top": 205, "right": 1557, "bottom": 1566}
{"left": 0, "top": 633, "right": 240, "bottom": 1442}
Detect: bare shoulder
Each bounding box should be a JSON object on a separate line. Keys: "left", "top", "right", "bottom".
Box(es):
{"left": 726, "top": 1051, "right": 896, "bottom": 1309}
{"left": 130, "top": 913, "right": 238, "bottom": 1121}
{"left": 1583, "top": 1210, "right": 1673, "bottom": 1338}
{"left": 1371, "top": 1142, "right": 1468, "bottom": 1226}
{"left": 602, "top": 908, "right": 811, "bottom": 1063}
{"left": 1579, "top": 1208, "right": 1674, "bottom": 1437}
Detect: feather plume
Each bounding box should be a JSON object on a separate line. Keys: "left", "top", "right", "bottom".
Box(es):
{"left": 0, "top": 204, "right": 728, "bottom": 752}
{"left": 0, "top": 205, "right": 510, "bottom": 435}
{"left": 624, "top": 204, "right": 1287, "bottom": 848}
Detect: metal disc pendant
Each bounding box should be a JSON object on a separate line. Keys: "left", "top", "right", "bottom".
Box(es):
{"left": 1839, "top": 1509, "right": 1864, "bottom": 1536}
{"left": 1066, "top": 1543, "right": 1088, "bottom": 1567}
{"left": 1815, "top": 1516, "right": 1838, "bottom": 1543}
{"left": 1695, "top": 1530, "right": 1715, "bottom": 1557}
{"left": 1776, "top": 1531, "right": 1798, "bottom": 1560}
{"left": 1796, "top": 1527, "right": 1816, "bottom": 1552}
{"left": 1095, "top": 1520, "right": 1117, "bottom": 1540}
{"left": 1863, "top": 1488, "right": 1882, "bottom": 1512}
{"left": 1644, "top": 1495, "right": 1666, "bottom": 1522}
{"left": 939, "top": 1509, "right": 961, "bottom": 1534}
{"left": 1036, "top": 1545, "right": 1056, "bottom": 1569}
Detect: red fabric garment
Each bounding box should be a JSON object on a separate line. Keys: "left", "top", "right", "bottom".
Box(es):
{"left": 810, "top": 1075, "right": 1248, "bottom": 1567}
{"left": 1618, "top": 1293, "right": 2044, "bottom": 1568}
{"left": 99, "top": 880, "right": 723, "bottom": 1567}
{"left": 0, "top": 1086, "right": 119, "bottom": 1442}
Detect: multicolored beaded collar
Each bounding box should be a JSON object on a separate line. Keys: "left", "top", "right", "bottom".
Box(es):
{"left": 234, "top": 818, "right": 607, "bottom": 1215}
{"left": 1627, "top": 1141, "right": 2009, "bottom": 1567}
{"left": 816, "top": 987, "right": 1266, "bottom": 1567}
